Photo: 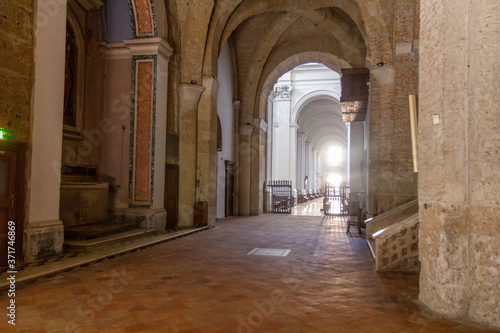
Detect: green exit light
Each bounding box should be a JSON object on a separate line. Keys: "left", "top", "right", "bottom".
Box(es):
{"left": 0, "top": 128, "right": 13, "bottom": 140}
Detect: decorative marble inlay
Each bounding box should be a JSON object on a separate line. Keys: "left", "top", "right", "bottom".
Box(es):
{"left": 131, "top": 59, "right": 155, "bottom": 205}
{"left": 130, "top": 0, "right": 156, "bottom": 37}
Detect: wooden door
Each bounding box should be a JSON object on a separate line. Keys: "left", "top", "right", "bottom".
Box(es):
{"left": 225, "top": 161, "right": 235, "bottom": 217}
{"left": 164, "top": 164, "right": 179, "bottom": 229}
{"left": 0, "top": 144, "right": 24, "bottom": 268}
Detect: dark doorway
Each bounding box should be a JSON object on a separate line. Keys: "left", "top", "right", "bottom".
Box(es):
{"left": 0, "top": 143, "right": 25, "bottom": 268}
{"left": 165, "top": 164, "right": 179, "bottom": 229}
{"left": 225, "top": 161, "right": 235, "bottom": 217}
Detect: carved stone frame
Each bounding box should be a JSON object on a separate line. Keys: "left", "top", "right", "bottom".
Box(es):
{"left": 63, "top": 7, "right": 86, "bottom": 138}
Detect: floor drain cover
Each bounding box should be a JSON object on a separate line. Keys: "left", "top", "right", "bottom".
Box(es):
{"left": 247, "top": 248, "right": 291, "bottom": 257}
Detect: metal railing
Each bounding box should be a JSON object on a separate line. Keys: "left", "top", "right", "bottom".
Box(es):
{"left": 267, "top": 180, "right": 293, "bottom": 214}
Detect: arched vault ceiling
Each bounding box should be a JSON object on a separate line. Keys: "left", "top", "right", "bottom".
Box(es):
{"left": 202, "top": 0, "right": 395, "bottom": 77}
{"left": 203, "top": 0, "right": 361, "bottom": 75}
{"left": 296, "top": 98, "right": 347, "bottom": 153}
{"left": 175, "top": 0, "right": 214, "bottom": 83}
{"left": 258, "top": 52, "right": 350, "bottom": 121}
{"left": 177, "top": 0, "right": 395, "bottom": 84}
{"left": 221, "top": 2, "right": 368, "bottom": 122}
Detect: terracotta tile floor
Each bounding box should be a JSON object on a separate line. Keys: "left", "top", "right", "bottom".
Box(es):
{"left": 1, "top": 213, "right": 498, "bottom": 332}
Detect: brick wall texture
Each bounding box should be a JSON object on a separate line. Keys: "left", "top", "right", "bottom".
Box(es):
{"left": 0, "top": 0, "right": 34, "bottom": 143}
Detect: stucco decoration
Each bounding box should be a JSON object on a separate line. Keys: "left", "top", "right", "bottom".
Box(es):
{"left": 274, "top": 85, "right": 292, "bottom": 100}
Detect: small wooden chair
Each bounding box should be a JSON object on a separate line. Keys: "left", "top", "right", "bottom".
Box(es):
{"left": 346, "top": 206, "right": 362, "bottom": 236}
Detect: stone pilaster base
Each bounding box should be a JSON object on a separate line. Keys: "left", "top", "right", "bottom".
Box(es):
{"left": 124, "top": 208, "right": 167, "bottom": 231}
{"left": 23, "top": 220, "right": 64, "bottom": 263}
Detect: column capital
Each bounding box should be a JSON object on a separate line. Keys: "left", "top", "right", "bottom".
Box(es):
{"left": 290, "top": 123, "right": 299, "bottom": 129}
{"left": 100, "top": 38, "right": 173, "bottom": 60}
{"left": 370, "top": 65, "right": 395, "bottom": 86}
{"left": 253, "top": 119, "right": 268, "bottom": 133}
{"left": 180, "top": 84, "right": 205, "bottom": 111}
{"left": 240, "top": 124, "right": 254, "bottom": 136}
{"left": 274, "top": 85, "right": 292, "bottom": 101}
{"left": 124, "top": 38, "right": 173, "bottom": 59}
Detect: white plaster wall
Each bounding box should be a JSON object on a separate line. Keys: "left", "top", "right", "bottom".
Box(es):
{"left": 216, "top": 43, "right": 233, "bottom": 219}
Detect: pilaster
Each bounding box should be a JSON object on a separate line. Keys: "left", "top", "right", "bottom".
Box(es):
{"left": 297, "top": 132, "right": 306, "bottom": 190}
{"left": 25, "top": 0, "right": 68, "bottom": 261}
{"left": 305, "top": 141, "right": 311, "bottom": 191}
{"left": 125, "top": 38, "right": 172, "bottom": 230}
{"left": 251, "top": 119, "right": 268, "bottom": 215}
{"left": 197, "top": 75, "right": 220, "bottom": 227}
{"left": 238, "top": 124, "right": 254, "bottom": 216}
{"left": 289, "top": 123, "right": 299, "bottom": 190}
{"left": 178, "top": 84, "right": 205, "bottom": 226}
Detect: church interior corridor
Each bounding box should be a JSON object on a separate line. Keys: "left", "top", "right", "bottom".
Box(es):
{"left": 1, "top": 0, "right": 500, "bottom": 330}
{"left": 0, "top": 214, "right": 496, "bottom": 333}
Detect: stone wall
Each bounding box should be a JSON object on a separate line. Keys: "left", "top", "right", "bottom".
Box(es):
{"left": 419, "top": 0, "right": 500, "bottom": 328}
{"left": 367, "top": 0, "right": 419, "bottom": 215}
{"left": 0, "top": 0, "right": 34, "bottom": 143}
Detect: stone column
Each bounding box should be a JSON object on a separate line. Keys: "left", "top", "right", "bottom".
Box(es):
{"left": 251, "top": 119, "right": 268, "bottom": 215}
{"left": 305, "top": 141, "right": 311, "bottom": 191}
{"left": 266, "top": 93, "right": 274, "bottom": 182}
{"left": 272, "top": 86, "right": 291, "bottom": 181}
{"left": 297, "top": 132, "right": 306, "bottom": 190}
{"left": 196, "top": 75, "right": 220, "bottom": 227}
{"left": 289, "top": 123, "right": 298, "bottom": 190}
{"left": 346, "top": 122, "right": 351, "bottom": 188}
{"left": 25, "top": 0, "right": 68, "bottom": 261}
{"left": 232, "top": 100, "right": 241, "bottom": 216}
{"left": 317, "top": 155, "right": 323, "bottom": 189}
{"left": 272, "top": 121, "right": 279, "bottom": 180}
{"left": 311, "top": 147, "right": 317, "bottom": 190}
{"left": 178, "top": 84, "right": 205, "bottom": 226}
{"left": 238, "top": 124, "right": 254, "bottom": 215}
{"left": 419, "top": 0, "right": 500, "bottom": 328}
{"left": 123, "top": 38, "right": 172, "bottom": 231}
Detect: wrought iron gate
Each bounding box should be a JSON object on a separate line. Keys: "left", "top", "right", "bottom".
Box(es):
{"left": 267, "top": 180, "right": 293, "bottom": 214}
{"left": 323, "top": 185, "right": 349, "bottom": 215}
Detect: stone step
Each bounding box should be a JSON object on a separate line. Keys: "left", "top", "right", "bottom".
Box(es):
{"left": 366, "top": 238, "right": 376, "bottom": 259}
{"left": 64, "top": 221, "right": 138, "bottom": 241}
{"left": 64, "top": 228, "right": 151, "bottom": 250}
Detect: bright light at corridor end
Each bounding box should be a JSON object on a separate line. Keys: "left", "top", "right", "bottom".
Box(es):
{"left": 327, "top": 174, "right": 342, "bottom": 187}
{"left": 326, "top": 146, "right": 342, "bottom": 166}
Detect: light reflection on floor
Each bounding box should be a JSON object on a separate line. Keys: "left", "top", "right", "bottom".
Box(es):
{"left": 291, "top": 197, "right": 325, "bottom": 216}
